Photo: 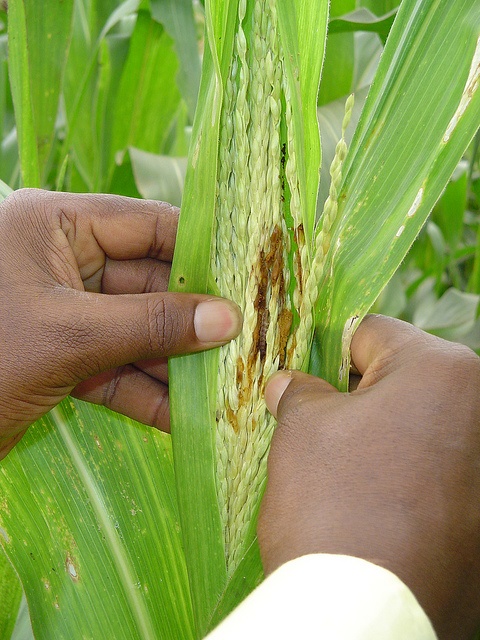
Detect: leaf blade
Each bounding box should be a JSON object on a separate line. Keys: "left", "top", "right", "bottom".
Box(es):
{"left": 0, "top": 550, "right": 23, "bottom": 640}
{"left": 314, "top": 0, "right": 480, "bottom": 387}
{"left": 0, "top": 401, "right": 194, "bottom": 639}
{"left": 7, "top": 0, "right": 74, "bottom": 186}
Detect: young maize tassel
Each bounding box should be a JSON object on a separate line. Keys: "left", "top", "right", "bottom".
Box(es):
{"left": 211, "top": 0, "right": 352, "bottom": 574}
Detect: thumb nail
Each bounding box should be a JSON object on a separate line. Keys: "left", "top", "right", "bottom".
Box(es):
{"left": 194, "top": 299, "right": 243, "bottom": 344}
{"left": 265, "top": 371, "right": 293, "bottom": 419}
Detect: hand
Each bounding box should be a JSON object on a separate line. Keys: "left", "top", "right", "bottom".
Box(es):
{"left": 259, "top": 314, "right": 480, "bottom": 640}
{"left": 0, "top": 189, "right": 241, "bottom": 459}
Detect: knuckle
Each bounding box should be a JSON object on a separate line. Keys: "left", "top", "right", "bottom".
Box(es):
{"left": 103, "top": 367, "right": 124, "bottom": 409}
{"left": 277, "top": 380, "right": 319, "bottom": 422}
{"left": 421, "top": 339, "right": 480, "bottom": 387}
{"left": 148, "top": 203, "right": 179, "bottom": 259}
{"left": 0, "top": 188, "right": 47, "bottom": 227}
{"left": 145, "top": 296, "right": 187, "bottom": 354}
{"left": 144, "top": 261, "right": 168, "bottom": 293}
{"left": 150, "top": 392, "right": 170, "bottom": 431}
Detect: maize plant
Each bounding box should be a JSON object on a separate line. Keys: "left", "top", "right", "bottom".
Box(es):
{"left": 0, "top": 0, "right": 479, "bottom": 638}
{"left": 170, "top": 0, "right": 480, "bottom": 635}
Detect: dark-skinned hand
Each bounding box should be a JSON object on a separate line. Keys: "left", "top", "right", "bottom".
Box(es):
{"left": 260, "top": 314, "right": 480, "bottom": 640}
{"left": 0, "top": 189, "right": 242, "bottom": 459}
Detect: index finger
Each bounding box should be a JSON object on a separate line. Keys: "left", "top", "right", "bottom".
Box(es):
{"left": 350, "top": 314, "right": 430, "bottom": 377}
{"left": 54, "top": 191, "right": 179, "bottom": 262}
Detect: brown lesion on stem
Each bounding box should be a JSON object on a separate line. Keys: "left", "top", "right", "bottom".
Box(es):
{"left": 229, "top": 224, "right": 293, "bottom": 435}
{"left": 226, "top": 401, "right": 239, "bottom": 433}
{"left": 249, "top": 224, "right": 293, "bottom": 379}
{"left": 278, "top": 307, "right": 293, "bottom": 367}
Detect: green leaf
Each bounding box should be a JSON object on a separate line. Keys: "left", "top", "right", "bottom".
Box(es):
{"left": 7, "top": 0, "right": 74, "bottom": 186}
{"left": 313, "top": 0, "right": 480, "bottom": 389}
{"left": 0, "top": 549, "right": 22, "bottom": 639}
{"left": 0, "top": 400, "right": 194, "bottom": 639}
{"left": 166, "top": 3, "right": 241, "bottom": 634}
{"left": 318, "top": 0, "right": 355, "bottom": 105}
{"left": 150, "top": 0, "right": 201, "bottom": 121}
{"left": 108, "top": 149, "right": 143, "bottom": 198}
{"left": 108, "top": 10, "right": 181, "bottom": 180}
{"left": 372, "top": 269, "right": 407, "bottom": 317}
{"left": 432, "top": 160, "right": 469, "bottom": 249}
{"left": 62, "top": 0, "right": 140, "bottom": 191}
{"left": 329, "top": 7, "right": 397, "bottom": 43}
{"left": 130, "top": 147, "right": 187, "bottom": 206}
{"left": 469, "top": 223, "right": 480, "bottom": 294}
{"left": 414, "top": 287, "right": 479, "bottom": 333}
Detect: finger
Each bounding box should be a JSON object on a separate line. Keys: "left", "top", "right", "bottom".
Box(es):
{"left": 73, "top": 194, "right": 179, "bottom": 261}
{"left": 101, "top": 258, "right": 171, "bottom": 295}
{"left": 22, "top": 189, "right": 179, "bottom": 261}
{"left": 350, "top": 314, "right": 431, "bottom": 378}
{"left": 0, "top": 429, "right": 28, "bottom": 461}
{"left": 56, "top": 292, "right": 242, "bottom": 383}
{"left": 265, "top": 370, "right": 338, "bottom": 420}
{"left": 260, "top": 372, "right": 343, "bottom": 574}
{"left": 133, "top": 358, "right": 169, "bottom": 383}
{"left": 72, "top": 366, "right": 171, "bottom": 431}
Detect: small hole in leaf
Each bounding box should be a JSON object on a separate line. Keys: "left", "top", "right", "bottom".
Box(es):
{"left": 179, "top": 276, "right": 185, "bottom": 285}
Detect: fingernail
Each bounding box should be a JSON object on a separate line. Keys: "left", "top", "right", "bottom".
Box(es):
{"left": 194, "top": 300, "right": 243, "bottom": 344}
{"left": 265, "top": 370, "right": 293, "bottom": 418}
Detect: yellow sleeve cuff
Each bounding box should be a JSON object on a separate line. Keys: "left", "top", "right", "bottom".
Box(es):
{"left": 206, "top": 554, "right": 437, "bottom": 639}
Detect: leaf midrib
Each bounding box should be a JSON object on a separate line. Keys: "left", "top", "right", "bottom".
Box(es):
{"left": 52, "top": 406, "right": 156, "bottom": 640}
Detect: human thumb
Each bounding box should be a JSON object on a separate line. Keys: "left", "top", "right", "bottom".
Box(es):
{"left": 265, "top": 370, "right": 338, "bottom": 420}
{"left": 53, "top": 290, "right": 242, "bottom": 385}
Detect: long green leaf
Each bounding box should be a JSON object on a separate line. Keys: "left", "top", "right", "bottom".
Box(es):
{"left": 313, "top": 0, "right": 480, "bottom": 388}
{"left": 108, "top": 10, "right": 181, "bottom": 181}
{"left": 0, "top": 401, "right": 194, "bottom": 639}
{"left": 0, "top": 549, "right": 22, "bottom": 639}
{"left": 8, "top": 0, "right": 74, "bottom": 187}
{"left": 61, "top": 0, "right": 140, "bottom": 190}
{"left": 168, "top": 6, "right": 244, "bottom": 630}
{"left": 169, "top": 9, "right": 241, "bottom": 632}
{"left": 150, "top": 0, "right": 202, "bottom": 121}
{"left": 319, "top": 0, "right": 355, "bottom": 105}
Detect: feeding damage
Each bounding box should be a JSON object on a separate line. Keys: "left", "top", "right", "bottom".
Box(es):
{"left": 407, "top": 186, "right": 424, "bottom": 218}
{"left": 65, "top": 552, "right": 79, "bottom": 582}
{"left": 443, "top": 35, "right": 480, "bottom": 143}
